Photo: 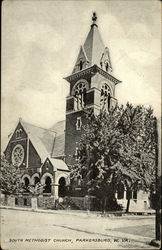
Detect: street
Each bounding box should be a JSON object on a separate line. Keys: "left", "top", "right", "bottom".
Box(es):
{"left": 0, "top": 208, "right": 157, "bottom": 249}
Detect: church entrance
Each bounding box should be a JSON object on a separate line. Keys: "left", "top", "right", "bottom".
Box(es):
{"left": 58, "top": 177, "right": 66, "bottom": 197}
{"left": 44, "top": 176, "right": 51, "bottom": 193}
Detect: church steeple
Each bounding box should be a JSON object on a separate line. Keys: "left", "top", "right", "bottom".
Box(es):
{"left": 64, "top": 13, "right": 121, "bottom": 166}
{"left": 72, "top": 12, "right": 112, "bottom": 73}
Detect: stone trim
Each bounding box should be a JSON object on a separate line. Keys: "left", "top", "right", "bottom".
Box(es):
{"left": 64, "top": 65, "right": 121, "bottom": 85}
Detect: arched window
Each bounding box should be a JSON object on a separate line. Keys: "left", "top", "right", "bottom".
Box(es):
{"left": 24, "top": 177, "right": 29, "bottom": 188}
{"left": 100, "top": 84, "right": 111, "bottom": 111}
{"left": 16, "top": 129, "right": 22, "bottom": 138}
{"left": 74, "top": 82, "right": 87, "bottom": 110}
{"left": 16, "top": 130, "right": 19, "bottom": 138}
{"left": 76, "top": 117, "right": 82, "bottom": 131}
{"left": 79, "top": 60, "right": 83, "bottom": 70}
{"left": 19, "top": 129, "right": 22, "bottom": 137}
{"left": 105, "top": 62, "right": 109, "bottom": 72}
{"left": 44, "top": 177, "right": 51, "bottom": 193}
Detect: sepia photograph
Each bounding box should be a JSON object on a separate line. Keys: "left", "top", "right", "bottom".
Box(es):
{"left": 1, "top": 0, "right": 161, "bottom": 249}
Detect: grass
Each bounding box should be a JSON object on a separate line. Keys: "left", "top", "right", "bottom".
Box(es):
{"left": 109, "top": 224, "right": 155, "bottom": 238}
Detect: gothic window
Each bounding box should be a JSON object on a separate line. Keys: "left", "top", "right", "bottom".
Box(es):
{"left": 79, "top": 60, "right": 83, "bottom": 70}
{"left": 74, "top": 82, "right": 87, "bottom": 110}
{"left": 105, "top": 62, "right": 109, "bottom": 72}
{"left": 16, "top": 129, "right": 22, "bottom": 138}
{"left": 19, "top": 129, "right": 22, "bottom": 137}
{"left": 76, "top": 117, "right": 82, "bottom": 130}
{"left": 16, "top": 130, "right": 19, "bottom": 138}
{"left": 100, "top": 84, "right": 111, "bottom": 111}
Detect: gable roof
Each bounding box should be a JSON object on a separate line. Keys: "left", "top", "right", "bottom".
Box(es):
{"left": 72, "top": 46, "right": 89, "bottom": 74}
{"left": 42, "top": 157, "right": 69, "bottom": 172}
{"left": 19, "top": 120, "right": 65, "bottom": 163}
{"left": 21, "top": 120, "right": 56, "bottom": 160}
{"left": 49, "top": 158, "right": 69, "bottom": 171}
{"left": 50, "top": 120, "right": 65, "bottom": 157}
{"left": 20, "top": 120, "right": 67, "bottom": 171}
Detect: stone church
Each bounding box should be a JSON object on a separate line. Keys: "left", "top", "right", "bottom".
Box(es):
{"left": 4, "top": 13, "right": 150, "bottom": 211}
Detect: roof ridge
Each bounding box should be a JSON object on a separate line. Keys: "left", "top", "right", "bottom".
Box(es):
{"left": 22, "top": 120, "right": 56, "bottom": 134}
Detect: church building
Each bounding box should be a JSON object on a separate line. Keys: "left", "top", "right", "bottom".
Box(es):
{"left": 3, "top": 13, "right": 150, "bottom": 211}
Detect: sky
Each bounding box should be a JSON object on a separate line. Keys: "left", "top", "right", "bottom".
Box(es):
{"left": 2, "top": 0, "right": 161, "bottom": 149}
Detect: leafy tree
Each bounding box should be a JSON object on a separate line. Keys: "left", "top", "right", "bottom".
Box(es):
{"left": 27, "top": 182, "right": 45, "bottom": 197}
{"left": 115, "top": 104, "right": 156, "bottom": 212}
{"left": 71, "top": 103, "right": 157, "bottom": 212}
{"left": 0, "top": 155, "right": 24, "bottom": 196}
{"left": 71, "top": 106, "right": 124, "bottom": 211}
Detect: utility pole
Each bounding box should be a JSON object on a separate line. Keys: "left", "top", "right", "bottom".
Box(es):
{"left": 150, "top": 117, "right": 161, "bottom": 248}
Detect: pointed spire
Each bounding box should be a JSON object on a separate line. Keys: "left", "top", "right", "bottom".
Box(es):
{"left": 83, "top": 12, "right": 105, "bottom": 67}
{"left": 72, "top": 13, "right": 112, "bottom": 73}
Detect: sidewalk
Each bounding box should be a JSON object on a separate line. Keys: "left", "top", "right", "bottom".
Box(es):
{"left": 1, "top": 206, "right": 157, "bottom": 249}
{"left": 0, "top": 205, "right": 155, "bottom": 218}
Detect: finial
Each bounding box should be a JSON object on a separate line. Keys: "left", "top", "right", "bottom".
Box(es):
{"left": 91, "top": 12, "right": 98, "bottom": 27}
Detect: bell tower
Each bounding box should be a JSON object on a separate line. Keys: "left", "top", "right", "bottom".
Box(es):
{"left": 64, "top": 13, "right": 121, "bottom": 166}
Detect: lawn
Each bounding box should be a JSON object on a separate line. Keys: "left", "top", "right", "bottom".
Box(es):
{"left": 108, "top": 224, "right": 155, "bottom": 238}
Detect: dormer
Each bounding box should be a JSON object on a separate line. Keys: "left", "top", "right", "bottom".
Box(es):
{"left": 72, "top": 46, "right": 89, "bottom": 74}
{"left": 100, "top": 47, "right": 112, "bottom": 73}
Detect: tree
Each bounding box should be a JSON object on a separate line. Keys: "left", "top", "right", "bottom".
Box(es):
{"left": 26, "top": 182, "right": 45, "bottom": 210}
{"left": 71, "top": 103, "right": 157, "bottom": 212}
{"left": 71, "top": 106, "right": 124, "bottom": 211}
{"left": 0, "top": 155, "right": 24, "bottom": 196}
{"left": 27, "top": 182, "right": 45, "bottom": 197}
{"left": 115, "top": 104, "right": 156, "bottom": 212}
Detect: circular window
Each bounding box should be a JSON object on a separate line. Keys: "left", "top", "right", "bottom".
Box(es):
{"left": 101, "top": 84, "right": 111, "bottom": 95}
{"left": 11, "top": 144, "right": 24, "bottom": 167}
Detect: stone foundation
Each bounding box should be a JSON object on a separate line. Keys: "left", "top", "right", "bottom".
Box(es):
{"left": 37, "top": 196, "right": 55, "bottom": 209}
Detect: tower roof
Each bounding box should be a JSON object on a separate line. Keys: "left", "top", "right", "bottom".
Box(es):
{"left": 83, "top": 12, "right": 105, "bottom": 67}
{"left": 72, "top": 12, "right": 112, "bottom": 74}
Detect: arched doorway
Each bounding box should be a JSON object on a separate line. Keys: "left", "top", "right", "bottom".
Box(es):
{"left": 58, "top": 177, "right": 66, "bottom": 197}
{"left": 24, "top": 177, "right": 29, "bottom": 188}
{"left": 34, "top": 176, "right": 40, "bottom": 185}
{"left": 23, "top": 177, "right": 29, "bottom": 193}
{"left": 44, "top": 176, "right": 51, "bottom": 193}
